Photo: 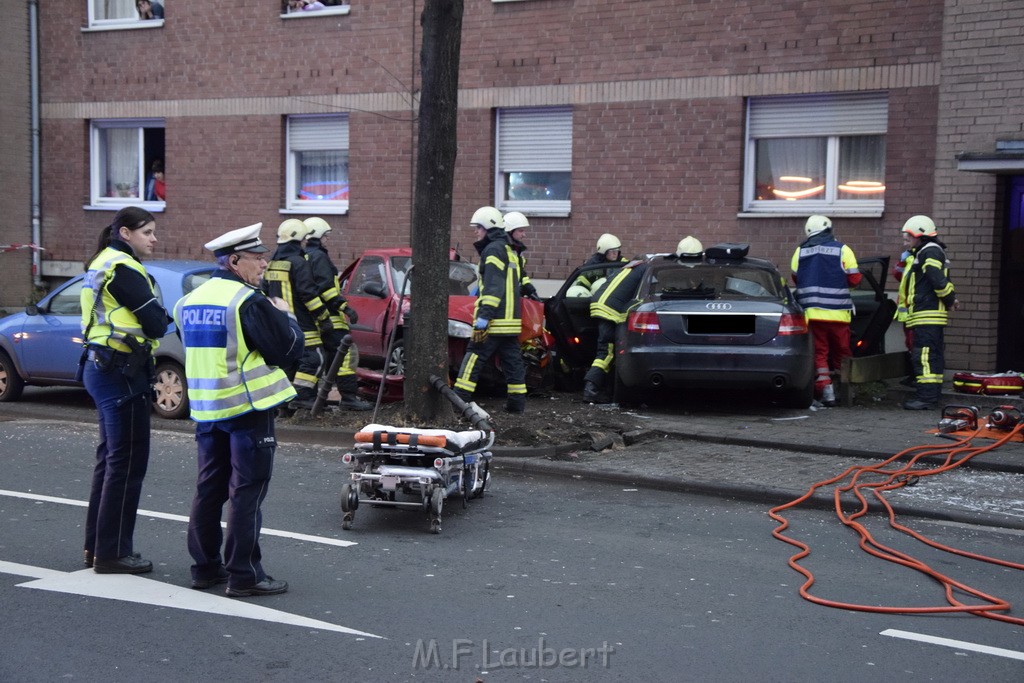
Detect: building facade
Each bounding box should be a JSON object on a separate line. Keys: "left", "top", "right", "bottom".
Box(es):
{"left": 7, "top": 0, "right": 1022, "bottom": 370}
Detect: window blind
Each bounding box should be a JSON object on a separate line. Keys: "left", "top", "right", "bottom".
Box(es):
{"left": 498, "top": 107, "right": 572, "bottom": 171}
{"left": 748, "top": 92, "right": 888, "bottom": 137}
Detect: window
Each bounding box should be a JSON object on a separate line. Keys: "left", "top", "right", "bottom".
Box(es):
{"left": 743, "top": 92, "right": 887, "bottom": 215}
{"left": 286, "top": 115, "right": 349, "bottom": 214}
{"left": 495, "top": 107, "right": 572, "bottom": 217}
{"left": 281, "top": 1, "right": 351, "bottom": 18}
{"left": 89, "top": 119, "right": 165, "bottom": 209}
{"left": 87, "top": 0, "right": 165, "bottom": 29}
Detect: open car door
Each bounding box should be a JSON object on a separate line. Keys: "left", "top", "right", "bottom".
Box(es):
{"left": 850, "top": 256, "right": 895, "bottom": 357}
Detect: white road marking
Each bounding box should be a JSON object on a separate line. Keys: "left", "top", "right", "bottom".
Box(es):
{"left": 0, "top": 489, "right": 356, "bottom": 547}
{"left": 881, "top": 628, "right": 1024, "bottom": 661}
{"left": 0, "top": 562, "right": 381, "bottom": 638}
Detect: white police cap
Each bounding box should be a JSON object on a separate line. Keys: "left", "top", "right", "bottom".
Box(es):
{"left": 204, "top": 223, "right": 269, "bottom": 257}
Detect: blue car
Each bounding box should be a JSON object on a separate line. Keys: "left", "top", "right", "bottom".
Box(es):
{"left": 0, "top": 260, "right": 215, "bottom": 419}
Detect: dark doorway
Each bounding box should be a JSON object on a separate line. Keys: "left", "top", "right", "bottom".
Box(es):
{"left": 997, "top": 176, "right": 1024, "bottom": 370}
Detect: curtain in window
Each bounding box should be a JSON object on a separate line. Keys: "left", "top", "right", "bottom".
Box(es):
{"left": 296, "top": 150, "right": 349, "bottom": 200}
{"left": 838, "top": 136, "right": 886, "bottom": 200}
{"left": 104, "top": 128, "right": 139, "bottom": 197}
{"left": 98, "top": 0, "right": 137, "bottom": 20}
{"left": 754, "top": 138, "right": 826, "bottom": 201}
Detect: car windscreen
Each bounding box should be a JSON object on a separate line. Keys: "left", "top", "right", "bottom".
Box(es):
{"left": 648, "top": 264, "right": 782, "bottom": 300}
{"left": 388, "top": 256, "right": 479, "bottom": 296}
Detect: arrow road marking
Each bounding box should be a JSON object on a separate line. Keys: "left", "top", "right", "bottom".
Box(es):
{"left": 0, "top": 561, "right": 382, "bottom": 638}
{"left": 881, "top": 628, "right": 1024, "bottom": 661}
{"left": 0, "top": 489, "right": 356, "bottom": 547}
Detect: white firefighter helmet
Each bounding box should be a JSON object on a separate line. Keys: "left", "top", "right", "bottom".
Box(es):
{"left": 277, "top": 218, "right": 311, "bottom": 244}
{"left": 590, "top": 277, "right": 608, "bottom": 295}
{"left": 901, "top": 215, "right": 937, "bottom": 237}
{"left": 503, "top": 211, "right": 529, "bottom": 232}
{"left": 804, "top": 214, "right": 833, "bottom": 237}
{"left": 596, "top": 233, "right": 622, "bottom": 255}
{"left": 470, "top": 206, "right": 505, "bottom": 231}
{"left": 676, "top": 236, "right": 704, "bottom": 258}
{"left": 303, "top": 217, "right": 332, "bottom": 239}
{"left": 566, "top": 284, "right": 591, "bottom": 298}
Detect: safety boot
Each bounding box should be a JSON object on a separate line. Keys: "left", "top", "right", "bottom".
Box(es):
{"left": 820, "top": 383, "right": 837, "bottom": 408}
{"left": 583, "top": 381, "right": 610, "bottom": 404}
{"left": 337, "top": 376, "right": 372, "bottom": 411}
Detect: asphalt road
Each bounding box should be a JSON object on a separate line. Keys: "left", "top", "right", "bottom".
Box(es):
{"left": 2, "top": 415, "right": 1023, "bottom": 681}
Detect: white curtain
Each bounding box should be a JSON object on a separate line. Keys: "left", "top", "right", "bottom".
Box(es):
{"left": 838, "top": 136, "right": 886, "bottom": 200}
{"left": 98, "top": 0, "right": 137, "bottom": 20}
{"left": 755, "top": 138, "right": 826, "bottom": 202}
{"left": 104, "top": 128, "right": 139, "bottom": 197}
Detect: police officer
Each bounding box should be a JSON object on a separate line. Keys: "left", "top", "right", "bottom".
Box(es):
{"left": 453, "top": 206, "right": 527, "bottom": 413}
{"left": 302, "top": 216, "right": 371, "bottom": 411}
{"left": 790, "top": 215, "right": 862, "bottom": 407}
{"left": 174, "top": 223, "right": 304, "bottom": 597}
{"left": 583, "top": 237, "right": 701, "bottom": 403}
{"left": 896, "top": 215, "right": 959, "bottom": 410}
{"left": 80, "top": 206, "right": 169, "bottom": 574}
{"left": 264, "top": 219, "right": 331, "bottom": 409}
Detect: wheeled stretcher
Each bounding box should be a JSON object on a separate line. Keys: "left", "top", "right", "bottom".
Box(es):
{"left": 340, "top": 423, "right": 494, "bottom": 534}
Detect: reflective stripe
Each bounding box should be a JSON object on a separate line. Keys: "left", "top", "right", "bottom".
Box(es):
{"left": 81, "top": 248, "right": 159, "bottom": 354}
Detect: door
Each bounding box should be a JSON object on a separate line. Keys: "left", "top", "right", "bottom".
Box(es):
{"left": 997, "top": 176, "right": 1024, "bottom": 370}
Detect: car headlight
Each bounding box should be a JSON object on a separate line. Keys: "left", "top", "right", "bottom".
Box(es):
{"left": 448, "top": 319, "right": 472, "bottom": 338}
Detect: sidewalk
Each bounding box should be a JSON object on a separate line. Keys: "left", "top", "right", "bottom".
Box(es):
{"left": 491, "top": 382, "right": 1024, "bottom": 530}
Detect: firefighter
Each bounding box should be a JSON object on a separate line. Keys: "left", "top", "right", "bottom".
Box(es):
{"left": 263, "top": 219, "right": 331, "bottom": 409}
{"left": 583, "top": 237, "right": 702, "bottom": 403}
{"left": 302, "top": 217, "right": 371, "bottom": 411}
{"left": 790, "top": 215, "right": 862, "bottom": 407}
{"left": 573, "top": 233, "right": 628, "bottom": 289}
{"left": 897, "top": 215, "right": 959, "bottom": 410}
{"left": 504, "top": 211, "right": 540, "bottom": 300}
{"left": 453, "top": 206, "right": 527, "bottom": 413}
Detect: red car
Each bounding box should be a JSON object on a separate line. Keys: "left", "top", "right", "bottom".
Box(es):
{"left": 339, "top": 248, "right": 550, "bottom": 397}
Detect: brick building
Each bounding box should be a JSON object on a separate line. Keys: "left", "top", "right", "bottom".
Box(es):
{"left": 4, "top": 0, "right": 1022, "bottom": 370}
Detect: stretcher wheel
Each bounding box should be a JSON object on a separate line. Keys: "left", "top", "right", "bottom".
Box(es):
{"left": 472, "top": 461, "right": 490, "bottom": 499}
{"left": 461, "top": 466, "right": 472, "bottom": 509}
{"left": 429, "top": 487, "right": 443, "bottom": 534}
{"left": 340, "top": 483, "right": 359, "bottom": 513}
{"left": 342, "top": 512, "right": 354, "bottom": 531}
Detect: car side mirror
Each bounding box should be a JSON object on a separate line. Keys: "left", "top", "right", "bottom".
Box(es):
{"left": 363, "top": 282, "right": 388, "bottom": 298}
{"left": 25, "top": 304, "right": 40, "bottom": 316}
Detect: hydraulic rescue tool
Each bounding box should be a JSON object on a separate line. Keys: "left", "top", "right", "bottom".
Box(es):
{"left": 988, "top": 404, "right": 1023, "bottom": 431}
{"left": 936, "top": 404, "right": 979, "bottom": 433}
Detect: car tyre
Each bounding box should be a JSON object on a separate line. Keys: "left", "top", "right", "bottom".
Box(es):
{"left": 153, "top": 360, "right": 189, "bottom": 420}
{"left": 782, "top": 380, "right": 814, "bottom": 409}
{"left": 0, "top": 350, "right": 25, "bottom": 402}
{"left": 386, "top": 338, "right": 405, "bottom": 376}
{"left": 612, "top": 370, "right": 642, "bottom": 408}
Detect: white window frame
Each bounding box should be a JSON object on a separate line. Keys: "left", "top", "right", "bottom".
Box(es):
{"left": 742, "top": 92, "right": 888, "bottom": 217}
{"left": 281, "top": 2, "right": 351, "bottom": 19}
{"left": 85, "top": 0, "right": 165, "bottom": 31}
{"left": 87, "top": 119, "right": 165, "bottom": 211}
{"left": 495, "top": 107, "right": 572, "bottom": 217}
{"left": 284, "top": 114, "right": 350, "bottom": 215}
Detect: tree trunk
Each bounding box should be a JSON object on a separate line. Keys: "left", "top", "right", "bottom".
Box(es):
{"left": 405, "top": 0, "right": 463, "bottom": 421}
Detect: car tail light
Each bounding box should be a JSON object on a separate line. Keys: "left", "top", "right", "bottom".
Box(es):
{"left": 778, "top": 312, "right": 808, "bottom": 335}
{"left": 627, "top": 311, "right": 660, "bottom": 333}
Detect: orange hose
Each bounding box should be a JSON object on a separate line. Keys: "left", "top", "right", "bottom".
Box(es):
{"left": 769, "top": 420, "right": 1024, "bottom": 625}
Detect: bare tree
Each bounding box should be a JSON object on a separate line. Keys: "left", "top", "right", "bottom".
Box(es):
{"left": 405, "top": 0, "right": 464, "bottom": 421}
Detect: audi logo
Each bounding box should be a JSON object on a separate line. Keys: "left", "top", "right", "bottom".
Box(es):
{"left": 705, "top": 302, "right": 733, "bottom": 311}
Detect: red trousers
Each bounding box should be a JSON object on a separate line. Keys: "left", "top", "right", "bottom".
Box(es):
{"left": 810, "top": 321, "right": 851, "bottom": 396}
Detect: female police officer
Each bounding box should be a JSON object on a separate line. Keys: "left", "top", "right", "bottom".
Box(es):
{"left": 80, "top": 206, "right": 169, "bottom": 573}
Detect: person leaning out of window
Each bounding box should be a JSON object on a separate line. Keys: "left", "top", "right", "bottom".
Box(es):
{"left": 136, "top": 0, "right": 164, "bottom": 20}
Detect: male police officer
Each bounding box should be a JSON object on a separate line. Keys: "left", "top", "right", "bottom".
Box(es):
{"left": 264, "top": 219, "right": 331, "bottom": 409}
{"left": 453, "top": 206, "right": 527, "bottom": 413}
{"left": 174, "top": 223, "right": 304, "bottom": 597}
{"left": 303, "top": 217, "right": 371, "bottom": 411}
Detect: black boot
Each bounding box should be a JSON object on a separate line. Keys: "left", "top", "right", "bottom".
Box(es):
{"left": 338, "top": 376, "right": 372, "bottom": 411}
{"left": 903, "top": 384, "right": 939, "bottom": 411}
{"left": 583, "top": 380, "right": 610, "bottom": 404}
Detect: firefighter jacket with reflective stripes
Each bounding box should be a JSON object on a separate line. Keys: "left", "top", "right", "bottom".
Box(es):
{"left": 472, "top": 228, "right": 522, "bottom": 336}
{"left": 790, "top": 230, "right": 861, "bottom": 323}
{"left": 80, "top": 246, "right": 161, "bottom": 354}
{"left": 574, "top": 253, "right": 629, "bottom": 289}
{"left": 264, "top": 241, "right": 330, "bottom": 344}
{"left": 511, "top": 238, "right": 536, "bottom": 298}
{"left": 304, "top": 238, "right": 352, "bottom": 332}
{"left": 897, "top": 240, "right": 956, "bottom": 328}
{"left": 589, "top": 260, "right": 648, "bottom": 324}
{"left": 174, "top": 277, "right": 296, "bottom": 421}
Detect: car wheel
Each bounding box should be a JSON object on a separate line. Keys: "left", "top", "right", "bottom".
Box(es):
{"left": 0, "top": 350, "right": 25, "bottom": 402}
{"left": 782, "top": 380, "right": 814, "bottom": 409}
{"left": 612, "top": 370, "right": 641, "bottom": 408}
{"left": 153, "top": 360, "right": 189, "bottom": 420}
{"left": 386, "top": 338, "right": 405, "bottom": 376}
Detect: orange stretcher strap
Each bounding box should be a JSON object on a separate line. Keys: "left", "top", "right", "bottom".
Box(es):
{"left": 354, "top": 431, "right": 448, "bottom": 448}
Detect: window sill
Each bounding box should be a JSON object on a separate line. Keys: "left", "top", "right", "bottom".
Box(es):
{"left": 84, "top": 202, "right": 166, "bottom": 213}
{"left": 281, "top": 6, "right": 351, "bottom": 20}
{"left": 82, "top": 20, "right": 164, "bottom": 33}
{"left": 280, "top": 207, "right": 348, "bottom": 216}
{"left": 737, "top": 210, "right": 883, "bottom": 219}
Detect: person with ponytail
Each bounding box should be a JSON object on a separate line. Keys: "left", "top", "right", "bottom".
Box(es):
{"left": 79, "top": 206, "right": 170, "bottom": 574}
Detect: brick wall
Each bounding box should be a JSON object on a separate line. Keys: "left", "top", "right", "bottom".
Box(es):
{"left": 0, "top": 0, "right": 32, "bottom": 308}
{"left": 933, "top": 0, "right": 1024, "bottom": 369}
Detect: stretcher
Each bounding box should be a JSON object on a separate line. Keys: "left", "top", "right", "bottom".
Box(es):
{"left": 340, "top": 423, "right": 494, "bottom": 534}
